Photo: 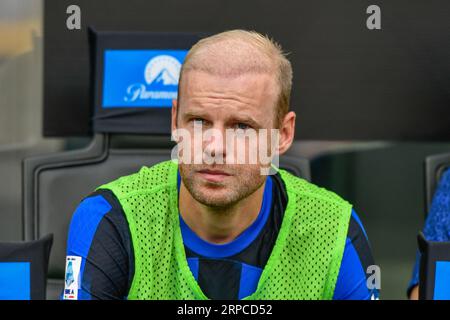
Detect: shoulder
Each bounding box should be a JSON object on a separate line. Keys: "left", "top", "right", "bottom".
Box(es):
{"left": 98, "top": 160, "right": 177, "bottom": 199}
{"left": 277, "top": 169, "right": 353, "bottom": 247}
{"left": 69, "top": 192, "right": 113, "bottom": 237}
{"left": 67, "top": 189, "right": 130, "bottom": 255}
{"left": 68, "top": 190, "right": 126, "bottom": 238}
{"left": 278, "top": 168, "right": 351, "bottom": 208}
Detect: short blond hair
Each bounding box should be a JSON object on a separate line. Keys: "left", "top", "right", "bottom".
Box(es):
{"left": 179, "top": 30, "right": 293, "bottom": 127}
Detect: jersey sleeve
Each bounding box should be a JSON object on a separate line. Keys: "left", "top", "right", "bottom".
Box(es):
{"left": 62, "top": 189, "right": 134, "bottom": 300}
{"left": 333, "top": 209, "right": 379, "bottom": 300}
{"left": 407, "top": 168, "right": 450, "bottom": 296}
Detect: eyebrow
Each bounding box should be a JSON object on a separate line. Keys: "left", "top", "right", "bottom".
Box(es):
{"left": 182, "top": 109, "right": 262, "bottom": 128}
{"left": 181, "top": 110, "right": 211, "bottom": 120}
{"left": 229, "top": 115, "right": 262, "bottom": 128}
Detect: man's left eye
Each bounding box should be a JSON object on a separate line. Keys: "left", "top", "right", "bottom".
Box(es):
{"left": 236, "top": 123, "right": 250, "bottom": 130}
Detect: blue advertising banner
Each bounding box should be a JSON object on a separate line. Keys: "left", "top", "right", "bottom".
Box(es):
{"left": 0, "top": 262, "right": 30, "bottom": 300}
{"left": 434, "top": 261, "right": 450, "bottom": 300}
{"left": 102, "top": 49, "right": 188, "bottom": 108}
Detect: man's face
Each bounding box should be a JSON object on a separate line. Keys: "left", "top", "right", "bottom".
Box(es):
{"left": 173, "top": 70, "right": 279, "bottom": 208}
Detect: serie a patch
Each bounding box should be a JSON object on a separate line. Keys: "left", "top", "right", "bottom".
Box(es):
{"left": 63, "top": 256, "right": 82, "bottom": 300}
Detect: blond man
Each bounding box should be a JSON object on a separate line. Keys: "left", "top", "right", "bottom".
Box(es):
{"left": 63, "top": 30, "right": 378, "bottom": 300}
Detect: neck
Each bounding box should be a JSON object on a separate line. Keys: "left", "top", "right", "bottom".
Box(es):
{"left": 179, "top": 180, "right": 266, "bottom": 244}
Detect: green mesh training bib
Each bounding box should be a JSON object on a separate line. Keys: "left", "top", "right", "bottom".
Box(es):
{"left": 98, "top": 160, "right": 352, "bottom": 300}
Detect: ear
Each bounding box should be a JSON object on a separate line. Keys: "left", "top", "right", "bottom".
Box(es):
{"left": 277, "top": 111, "right": 296, "bottom": 155}
{"left": 171, "top": 99, "right": 178, "bottom": 133}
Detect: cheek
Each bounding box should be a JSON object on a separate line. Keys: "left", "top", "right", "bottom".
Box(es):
{"left": 174, "top": 127, "right": 203, "bottom": 164}
{"left": 231, "top": 135, "right": 271, "bottom": 165}
{"left": 178, "top": 164, "right": 194, "bottom": 182}
{"left": 233, "top": 164, "right": 265, "bottom": 181}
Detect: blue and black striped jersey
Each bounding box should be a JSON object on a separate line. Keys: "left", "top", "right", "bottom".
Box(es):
{"left": 63, "top": 171, "right": 379, "bottom": 300}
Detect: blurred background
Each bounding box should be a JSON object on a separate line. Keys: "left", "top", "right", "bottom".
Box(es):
{"left": 1, "top": 0, "right": 450, "bottom": 299}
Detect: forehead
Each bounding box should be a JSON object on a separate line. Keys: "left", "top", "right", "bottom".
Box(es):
{"left": 178, "top": 71, "right": 278, "bottom": 118}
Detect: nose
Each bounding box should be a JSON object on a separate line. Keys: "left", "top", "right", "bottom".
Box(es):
{"left": 203, "top": 126, "right": 226, "bottom": 164}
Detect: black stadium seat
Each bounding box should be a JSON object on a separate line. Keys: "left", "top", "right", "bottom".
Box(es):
{"left": 22, "top": 133, "right": 175, "bottom": 299}
{"left": 23, "top": 132, "right": 310, "bottom": 299}
{"left": 424, "top": 152, "right": 450, "bottom": 216}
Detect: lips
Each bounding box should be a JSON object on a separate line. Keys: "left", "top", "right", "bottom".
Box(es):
{"left": 197, "top": 169, "right": 231, "bottom": 183}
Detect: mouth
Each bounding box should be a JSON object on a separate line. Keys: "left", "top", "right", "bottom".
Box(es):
{"left": 197, "top": 169, "right": 232, "bottom": 183}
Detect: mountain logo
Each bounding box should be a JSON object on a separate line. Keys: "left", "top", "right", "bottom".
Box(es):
{"left": 65, "top": 261, "right": 74, "bottom": 287}
{"left": 144, "top": 55, "right": 181, "bottom": 86}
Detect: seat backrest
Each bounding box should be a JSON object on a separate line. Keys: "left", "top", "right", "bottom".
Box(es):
{"left": 23, "top": 134, "right": 174, "bottom": 280}
{"left": 0, "top": 147, "right": 34, "bottom": 242}
{"left": 0, "top": 145, "right": 60, "bottom": 242}
{"left": 23, "top": 133, "right": 310, "bottom": 298}
{"left": 424, "top": 152, "right": 450, "bottom": 216}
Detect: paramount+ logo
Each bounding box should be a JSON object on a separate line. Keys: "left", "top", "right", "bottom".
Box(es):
{"left": 124, "top": 55, "right": 181, "bottom": 103}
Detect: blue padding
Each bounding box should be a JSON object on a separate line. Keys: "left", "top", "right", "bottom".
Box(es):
{"left": 434, "top": 261, "right": 450, "bottom": 300}
{"left": 0, "top": 262, "right": 30, "bottom": 300}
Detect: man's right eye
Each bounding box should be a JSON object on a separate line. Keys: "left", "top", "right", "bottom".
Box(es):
{"left": 192, "top": 118, "right": 204, "bottom": 125}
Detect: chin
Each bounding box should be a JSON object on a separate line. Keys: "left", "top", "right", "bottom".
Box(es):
{"left": 194, "top": 189, "right": 236, "bottom": 208}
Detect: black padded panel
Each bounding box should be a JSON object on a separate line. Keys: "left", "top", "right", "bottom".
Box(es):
{"left": 38, "top": 149, "right": 171, "bottom": 278}
{"left": 0, "top": 234, "right": 53, "bottom": 300}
